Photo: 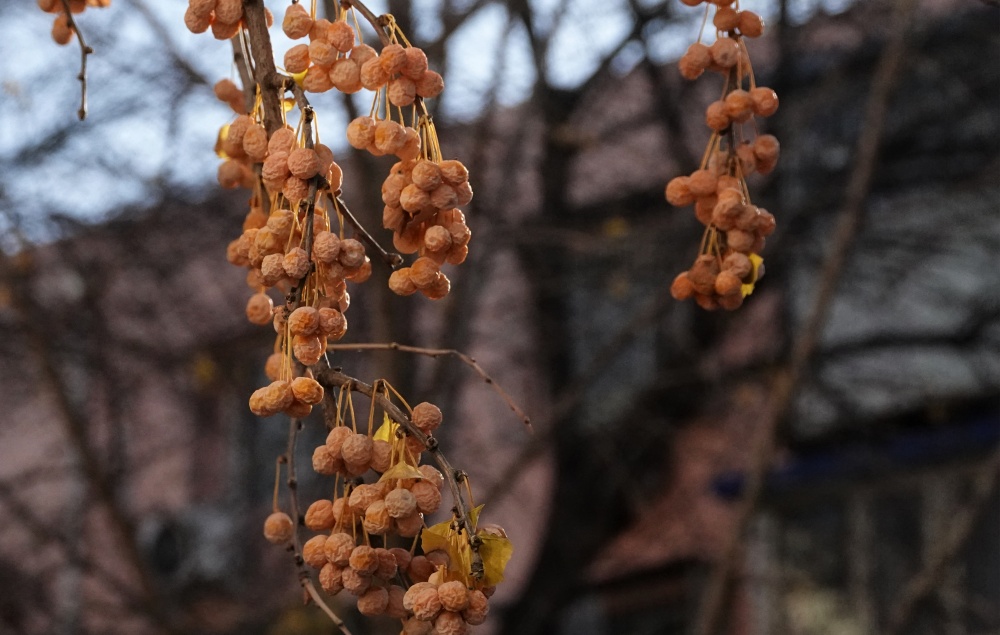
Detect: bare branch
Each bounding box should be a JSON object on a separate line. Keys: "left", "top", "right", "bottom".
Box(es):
{"left": 58, "top": 0, "right": 94, "bottom": 120}
{"left": 884, "top": 452, "right": 1000, "bottom": 635}
{"left": 326, "top": 341, "right": 533, "bottom": 431}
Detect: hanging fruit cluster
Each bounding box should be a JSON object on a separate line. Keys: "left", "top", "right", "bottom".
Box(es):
{"left": 283, "top": 390, "right": 511, "bottom": 632}
{"left": 668, "top": 1, "right": 780, "bottom": 311}
{"left": 181, "top": 0, "right": 510, "bottom": 631}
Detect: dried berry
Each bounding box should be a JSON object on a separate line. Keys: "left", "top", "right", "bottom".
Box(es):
{"left": 263, "top": 512, "right": 294, "bottom": 544}
{"left": 412, "top": 402, "right": 443, "bottom": 432}
{"left": 303, "top": 534, "right": 328, "bottom": 569}
{"left": 433, "top": 610, "right": 469, "bottom": 635}
{"left": 305, "top": 499, "right": 335, "bottom": 531}
{"left": 357, "top": 586, "right": 389, "bottom": 616}
{"left": 403, "top": 582, "right": 442, "bottom": 621}
{"left": 410, "top": 480, "right": 442, "bottom": 515}
{"left": 319, "top": 562, "right": 345, "bottom": 595}
{"left": 324, "top": 532, "right": 356, "bottom": 567}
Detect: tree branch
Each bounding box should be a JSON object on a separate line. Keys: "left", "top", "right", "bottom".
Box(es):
{"left": 326, "top": 341, "right": 532, "bottom": 431}
{"left": 58, "top": 0, "right": 94, "bottom": 120}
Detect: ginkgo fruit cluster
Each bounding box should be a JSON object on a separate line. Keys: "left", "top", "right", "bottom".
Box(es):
{"left": 281, "top": 393, "right": 510, "bottom": 633}
{"left": 668, "top": 1, "right": 781, "bottom": 311}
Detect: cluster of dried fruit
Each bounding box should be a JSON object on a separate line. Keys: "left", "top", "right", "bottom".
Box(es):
{"left": 39, "top": 0, "right": 109, "bottom": 45}
{"left": 265, "top": 397, "right": 509, "bottom": 633}
{"left": 668, "top": 1, "right": 780, "bottom": 311}
{"left": 184, "top": 0, "right": 274, "bottom": 40}
{"left": 181, "top": 1, "right": 510, "bottom": 629}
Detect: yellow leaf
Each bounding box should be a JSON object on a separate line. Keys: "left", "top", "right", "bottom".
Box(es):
{"left": 478, "top": 534, "right": 513, "bottom": 586}
{"left": 468, "top": 504, "right": 484, "bottom": 530}
{"left": 378, "top": 461, "right": 424, "bottom": 483}
{"left": 373, "top": 414, "right": 397, "bottom": 442}
{"left": 290, "top": 71, "right": 308, "bottom": 88}
{"left": 215, "top": 124, "right": 230, "bottom": 159}
{"left": 282, "top": 97, "right": 296, "bottom": 113}
{"left": 420, "top": 520, "right": 460, "bottom": 564}
{"left": 741, "top": 253, "right": 764, "bottom": 297}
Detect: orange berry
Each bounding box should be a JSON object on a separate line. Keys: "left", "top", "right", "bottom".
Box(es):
{"left": 281, "top": 43, "right": 311, "bottom": 75}
{"left": 389, "top": 268, "right": 418, "bottom": 296}
{"left": 738, "top": 10, "right": 764, "bottom": 37}
{"left": 328, "top": 20, "right": 355, "bottom": 53}
{"left": 709, "top": 37, "right": 740, "bottom": 68}
{"left": 753, "top": 134, "right": 780, "bottom": 164}
{"left": 705, "top": 100, "right": 730, "bottom": 131}
{"left": 402, "top": 47, "right": 429, "bottom": 80}
{"left": 394, "top": 510, "right": 424, "bottom": 537}
{"left": 303, "top": 535, "right": 328, "bottom": 569}
{"left": 722, "top": 252, "right": 752, "bottom": 278}
{"left": 724, "top": 89, "right": 753, "bottom": 123}
{"left": 324, "top": 531, "right": 356, "bottom": 566}
{"left": 678, "top": 42, "right": 711, "bottom": 80}
{"left": 410, "top": 480, "right": 442, "bottom": 514}
{"left": 287, "top": 147, "right": 320, "bottom": 179}
{"left": 415, "top": 70, "right": 444, "bottom": 98}
{"left": 308, "top": 38, "right": 337, "bottom": 67}
{"left": 305, "top": 499, "right": 335, "bottom": 531}
{"left": 319, "top": 563, "right": 345, "bottom": 595}
{"left": 342, "top": 433, "right": 374, "bottom": 470}
{"left": 214, "top": 0, "right": 242, "bottom": 25}
{"left": 374, "top": 120, "right": 407, "bottom": 155}
{"left": 183, "top": 5, "right": 211, "bottom": 34}
{"left": 357, "top": 587, "right": 389, "bottom": 616}
{"left": 463, "top": 590, "right": 490, "bottom": 625}
{"left": 670, "top": 272, "right": 695, "bottom": 300}
{"left": 318, "top": 307, "right": 347, "bottom": 338}
{"left": 713, "top": 6, "right": 739, "bottom": 31}
{"left": 330, "top": 58, "right": 362, "bottom": 93}
{"left": 359, "top": 57, "right": 389, "bottom": 90}
{"left": 404, "top": 583, "right": 443, "bottom": 621}
{"left": 288, "top": 306, "right": 320, "bottom": 337}
{"left": 412, "top": 402, "right": 443, "bottom": 432}
{"left": 434, "top": 610, "right": 469, "bottom": 635}
{"left": 388, "top": 76, "right": 417, "bottom": 107}
{"left": 363, "top": 499, "right": 392, "bottom": 535}
{"left": 437, "top": 581, "right": 470, "bottom": 612}
{"left": 726, "top": 228, "right": 755, "bottom": 253}
{"left": 688, "top": 254, "right": 720, "bottom": 295}
{"left": 350, "top": 43, "right": 377, "bottom": 66}
{"left": 291, "top": 376, "right": 324, "bottom": 405}
{"left": 303, "top": 65, "right": 334, "bottom": 93}
{"left": 688, "top": 169, "right": 718, "bottom": 197}
{"left": 750, "top": 87, "right": 779, "bottom": 117}
{"left": 263, "top": 512, "right": 294, "bottom": 544}
{"left": 210, "top": 18, "right": 240, "bottom": 41}
{"left": 293, "top": 334, "right": 325, "bottom": 366}
{"left": 338, "top": 238, "right": 366, "bottom": 269}
{"left": 282, "top": 3, "right": 312, "bottom": 39}
{"left": 665, "top": 176, "right": 695, "bottom": 207}
{"left": 242, "top": 124, "right": 268, "bottom": 161}
{"left": 245, "top": 292, "right": 274, "bottom": 325}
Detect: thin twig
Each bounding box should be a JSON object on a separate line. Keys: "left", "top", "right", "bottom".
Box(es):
{"left": 283, "top": 417, "right": 355, "bottom": 635}
{"left": 329, "top": 193, "right": 404, "bottom": 269}
{"left": 326, "top": 341, "right": 533, "bottom": 431}
{"left": 316, "top": 367, "right": 486, "bottom": 581}
{"left": 58, "top": 0, "right": 93, "bottom": 120}
{"left": 693, "top": 0, "right": 918, "bottom": 632}
{"left": 884, "top": 452, "right": 1000, "bottom": 635}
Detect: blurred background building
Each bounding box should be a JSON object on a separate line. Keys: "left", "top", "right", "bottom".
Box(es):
{"left": 0, "top": 0, "right": 996, "bottom": 634}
